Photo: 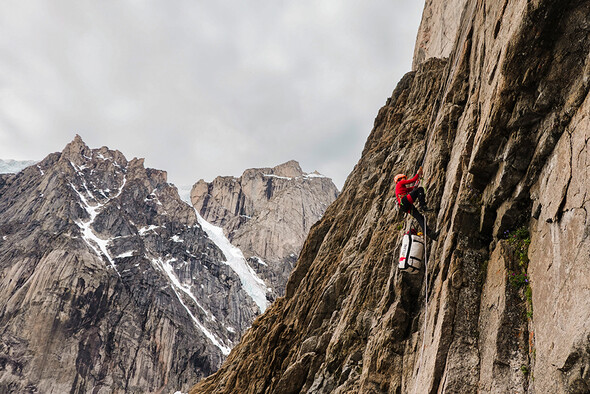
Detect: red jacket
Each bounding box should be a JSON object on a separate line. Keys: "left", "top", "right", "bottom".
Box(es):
{"left": 395, "top": 173, "right": 420, "bottom": 204}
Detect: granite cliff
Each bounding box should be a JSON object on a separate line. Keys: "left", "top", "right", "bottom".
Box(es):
{"left": 191, "top": 161, "right": 339, "bottom": 299}
{"left": 0, "top": 136, "right": 264, "bottom": 393}
{"left": 192, "top": 0, "right": 590, "bottom": 393}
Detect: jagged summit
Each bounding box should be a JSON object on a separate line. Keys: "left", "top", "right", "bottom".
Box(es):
{"left": 0, "top": 137, "right": 262, "bottom": 393}
{"left": 269, "top": 160, "right": 304, "bottom": 178}
{"left": 236, "top": 160, "right": 328, "bottom": 180}
{"left": 60, "top": 134, "right": 133, "bottom": 170}
{"left": 61, "top": 134, "right": 94, "bottom": 164}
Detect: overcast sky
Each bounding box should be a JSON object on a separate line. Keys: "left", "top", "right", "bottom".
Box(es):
{"left": 0, "top": 1, "right": 425, "bottom": 189}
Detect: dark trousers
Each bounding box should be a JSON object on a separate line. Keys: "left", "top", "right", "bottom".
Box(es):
{"left": 400, "top": 187, "right": 428, "bottom": 234}
{"left": 402, "top": 187, "right": 426, "bottom": 207}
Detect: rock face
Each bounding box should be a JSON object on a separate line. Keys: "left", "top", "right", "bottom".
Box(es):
{"left": 0, "top": 136, "right": 261, "bottom": 393}
{"left": 412, "top": 0, "right": 469, "bottom": 69}
{"left": 192, "top": 1, "right": 590, "bottom": 393}
{"left": 190, "top": 160, "right": 339, "bottom": 298}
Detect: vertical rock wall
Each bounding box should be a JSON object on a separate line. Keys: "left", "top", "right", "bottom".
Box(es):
{"left": 191, "top": 0, "right": 590, "bottom": 393}
{"left": 412, "top": 0, "right": 469, "bottom": 69}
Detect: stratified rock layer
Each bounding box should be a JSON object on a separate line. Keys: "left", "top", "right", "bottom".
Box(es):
{"left": 192, "top": 0, "right": 590, "bottom": 393}
{"left": 191, "top": 160, "right": 339, "bottom": 298}
{"left": 0, "top": 136, "right": 259, "bottom": 393}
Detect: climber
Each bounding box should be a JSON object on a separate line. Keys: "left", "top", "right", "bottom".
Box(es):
{"left": 395, "top": 167, "right": 439, "bottom": 240}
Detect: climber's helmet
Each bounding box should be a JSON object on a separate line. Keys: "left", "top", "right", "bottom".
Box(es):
{"left": 394, "top": 174, "right": 406, "bottom": 183}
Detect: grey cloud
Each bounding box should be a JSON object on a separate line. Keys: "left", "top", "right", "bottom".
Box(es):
{"left": 0, "top": 0, "right": 425, "bottom": 189}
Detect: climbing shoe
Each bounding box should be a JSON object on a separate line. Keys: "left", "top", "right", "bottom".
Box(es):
{"left": 427, "top": 229, "right": 439, "bottom": 240}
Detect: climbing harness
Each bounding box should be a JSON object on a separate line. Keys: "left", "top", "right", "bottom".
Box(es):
{"left": 394, "top": 178, "right": 420, "bottom": 211}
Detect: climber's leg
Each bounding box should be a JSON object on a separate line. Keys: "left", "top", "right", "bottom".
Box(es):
{"left": 409, "top": 206, "right": 425, "bottom": 231}
{"left": 409, "top": 205, "right": 438, "bottom": 240}
{"left": 409, "top": 186, "right": 426, "bottom": 205}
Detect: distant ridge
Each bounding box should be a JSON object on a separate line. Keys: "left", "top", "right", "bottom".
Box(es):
{"left": 0, "top": 159, "right": 38, "bottom": 174}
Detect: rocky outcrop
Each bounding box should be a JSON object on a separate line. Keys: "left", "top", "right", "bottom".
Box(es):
{"left": 0, "top": 136, "right": 261, "bottom": 393}
{"left": 191, "top": 160, "right": 339, "bottom": 298}
{"left": 192, "top": 1, "right": 590, "bottom": 393}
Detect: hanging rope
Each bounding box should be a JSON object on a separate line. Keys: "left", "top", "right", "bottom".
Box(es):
{"left": 412, "top": 217, "right": 429, "bottom": 394}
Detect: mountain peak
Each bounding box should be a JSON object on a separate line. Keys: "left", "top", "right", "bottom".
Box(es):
{"left": 69, "top": 134, "right": 88, "bottom": 150}
{"left": 60, "top": 134, "right": 91, "bottom": 164}
{"left": 272, "top": 160, "right": 303, "bottom": 178}
{"left": 0, "top": 137, "right": 260, "bottom": 393}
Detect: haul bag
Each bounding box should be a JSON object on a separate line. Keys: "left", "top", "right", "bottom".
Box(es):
{"left": 398, "top": 232, "right": 424, "bottom": 274}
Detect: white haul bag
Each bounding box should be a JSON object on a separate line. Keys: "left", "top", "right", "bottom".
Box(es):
{"left": 398, "top": 232, "right": 424, "bottom": 274}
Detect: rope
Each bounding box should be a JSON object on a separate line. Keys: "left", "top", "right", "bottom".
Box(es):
{"left": 412, "top": 217, "right": 429, "bottom": 394}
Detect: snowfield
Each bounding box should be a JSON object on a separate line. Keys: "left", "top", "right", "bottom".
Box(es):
{"left": 195, "top": 210, "right": 269, "bottom": 313}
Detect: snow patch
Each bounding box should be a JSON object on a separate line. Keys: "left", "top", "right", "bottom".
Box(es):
{"left": 252, "top": 256, "right": 267, "bottom": 266}
{"left": 263, "top": 173, "right": 292, "bottom": 180}
{"left": 70, "top": 182, "right": 119, "bottom": 275}
{"left": 115, "top": 250, "right": 135, "bottom": 258}
{"left": 171, "top": 235, "right": 184, "bottom": 243}
{"left": 0, "top": 159, "right": 38, "bottom": 174}
{"left": 69, "top": 166, "right": 127, "bottom": 276}
{"left": 147, "top": 188, "right": 163, "bottom": 206}
{"left": 263, "top": 172, "right": 327, "bottom": 181}
{"left": 138, "top": 225, "right": 160, "bottom": 235}
{"left": 195, "top": 210, "right": 269, "bottom": 313}
{"left": 176, "top": 185, "right": 193, "bottom": 204}
{"left": 304, "top": 173, "right": 327, "bottom": 178}
{"left": 151, "top": 257, "right": 230, "bottom": 355}
{"left": 157, "top": 257, "right": 216, "bottom": 322}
